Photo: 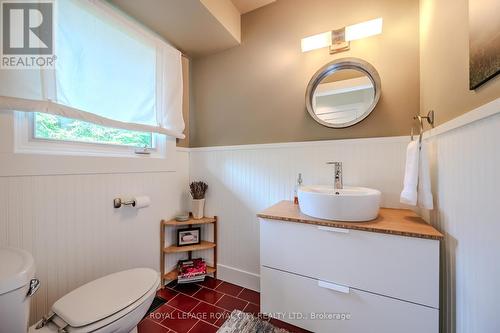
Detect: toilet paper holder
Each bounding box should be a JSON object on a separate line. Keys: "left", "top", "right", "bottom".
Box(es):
{"left": 113, "top": 198, "right": 136, "bottom": 208}
{"left": 113, "top": 198, "right": 135, "bottom": 208}
{"left": 114, "top": 196, "right": 151, "bottom": 209}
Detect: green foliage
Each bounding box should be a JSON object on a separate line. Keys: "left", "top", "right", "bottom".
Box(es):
{"left": 34, "top": 113, "right": 152, "bottom": 148}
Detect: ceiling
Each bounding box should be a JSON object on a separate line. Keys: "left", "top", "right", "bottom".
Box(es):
{"left": 109, "top": 0, "right": 238, "bottom": 58}
{"left": 109, "top": 0, "right": 276, "bottom": 58}
{"left": 231, "top": 0, "right": 276, "bottom": 14}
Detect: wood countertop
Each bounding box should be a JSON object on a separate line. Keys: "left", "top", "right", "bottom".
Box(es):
{"left": 257, "top": 201, "right": 444, "bottom": 240}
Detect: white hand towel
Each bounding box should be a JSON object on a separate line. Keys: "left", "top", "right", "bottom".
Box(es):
{"left": 400, "top": 141, "right": 419, "bottom": 206}
{"left": 417, "top": 142, "right": 434, "bottom": 209}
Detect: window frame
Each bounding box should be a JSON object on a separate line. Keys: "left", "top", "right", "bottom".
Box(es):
{"left": 14, "top": 112, "right": 167, "bottom": 158}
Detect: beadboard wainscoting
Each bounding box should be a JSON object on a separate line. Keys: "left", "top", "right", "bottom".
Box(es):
{"left": 189, "top": 137, "right": 410, "bottom": 290}
{"left": 2, "top": 98, "right": 498, "bottom": 331}
{"left": 424, "top": 99, "right": 500, "bottom": 333}
{"left": 0, "top": 150, "right": 190, "bottom": 324}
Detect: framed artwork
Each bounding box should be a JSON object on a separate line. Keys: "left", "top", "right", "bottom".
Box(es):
{"left": 177, "top": 227, "right": 201, "bottom": 247}
{"left": 469, "top": 0, "right": 500, "bottom": 89}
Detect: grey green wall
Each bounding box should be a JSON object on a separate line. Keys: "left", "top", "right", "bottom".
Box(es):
{"left": 190, "top": 0, "right": 420, "bottom": 147}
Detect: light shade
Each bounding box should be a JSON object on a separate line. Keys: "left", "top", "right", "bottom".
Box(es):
{"left": 300, "top": 18, "right": 383, "bottom": 53}
{"left": 301, "top": 31, "right": 332, "bottom": 52}
{"left": 345, "top": 18, "right": 383, "bottom": 42}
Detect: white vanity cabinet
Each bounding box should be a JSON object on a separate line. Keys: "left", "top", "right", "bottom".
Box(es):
{"left": 258, "top": 201, "right": 442, "bottom": 333}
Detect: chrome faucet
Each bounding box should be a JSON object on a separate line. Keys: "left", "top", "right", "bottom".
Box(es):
{"left": 326, "top": 162, "right": 343, "bottom": 191}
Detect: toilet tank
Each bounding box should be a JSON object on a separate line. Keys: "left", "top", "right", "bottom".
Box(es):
{"left": 0, "top": 247, "right": 38, "bottom": 333}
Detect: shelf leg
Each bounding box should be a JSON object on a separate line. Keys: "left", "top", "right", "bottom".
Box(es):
{"left": 214, "top": 217, "right": 218, "bottom": 279}
{"left": 160, "top": 224, "right": 165, "bottom": 287}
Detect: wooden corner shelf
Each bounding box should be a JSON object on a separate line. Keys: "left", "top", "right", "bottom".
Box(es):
{"left": 160, "top": 215, "right": 218, "bottom": 286}
{"left": 164, "top": 241, "right": 216, "bottom": 253}
{"left": 162, "top": 216, "right": 217, "bottom": 226}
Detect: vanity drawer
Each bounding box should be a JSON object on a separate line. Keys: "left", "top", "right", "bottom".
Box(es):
{"left": 261, "top": 266, "right": 438, "bottom": 333}
{"left": 260, "top": 219, "right": 439, "bottom": 308}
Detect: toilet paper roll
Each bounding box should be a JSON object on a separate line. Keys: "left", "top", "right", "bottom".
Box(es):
{"left": 133, "top": 196, "right": 151, "bottom": 209}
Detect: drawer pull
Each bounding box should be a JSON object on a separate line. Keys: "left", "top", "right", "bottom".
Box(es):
{"left": 317, "top": 226, "right": 349, "bottom": 234}
{"left": 318, "top": 280, "right": 350, "bottom": 294}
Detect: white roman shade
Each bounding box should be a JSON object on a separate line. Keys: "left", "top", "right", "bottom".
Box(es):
{"left": 0, "top": 0, "right": 185, "bottom": 139}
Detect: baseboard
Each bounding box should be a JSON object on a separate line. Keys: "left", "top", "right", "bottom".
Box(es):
{"left": 217, "top": 264, "right": 260, "bottom": 292}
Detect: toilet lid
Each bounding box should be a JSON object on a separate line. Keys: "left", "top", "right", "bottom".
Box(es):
{"left": 52, "top": 268, "right": 158, "bottom": 328}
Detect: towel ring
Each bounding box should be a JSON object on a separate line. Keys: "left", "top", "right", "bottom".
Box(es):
{"left": 411, "top": 110, "right": 435, "bottom": 145}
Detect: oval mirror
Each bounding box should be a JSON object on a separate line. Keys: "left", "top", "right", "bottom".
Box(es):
{"left": 305, "top": 58, "right": 381, "bottom": 128}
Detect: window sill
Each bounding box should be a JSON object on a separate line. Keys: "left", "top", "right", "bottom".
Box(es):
{"left": 0, "top": 150, "right": 178, "bottom": 176}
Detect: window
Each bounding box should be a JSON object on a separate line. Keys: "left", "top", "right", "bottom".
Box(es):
{"left": 33, "top": 113, "right": 153, "bottom": 148}
{"left": 0, "top": 0, "right": 184, "bottom": 158}
{"left": 14, "top": 112, "right": 168, "bottom": 159}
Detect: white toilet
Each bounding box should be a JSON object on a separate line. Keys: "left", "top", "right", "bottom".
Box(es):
{"left": 0, "top": 247, "right": 160, "bottom": 333}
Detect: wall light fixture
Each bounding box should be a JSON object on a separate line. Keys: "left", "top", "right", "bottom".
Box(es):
{"left": 301, "top": 18, "right": 383, "bottom": 54}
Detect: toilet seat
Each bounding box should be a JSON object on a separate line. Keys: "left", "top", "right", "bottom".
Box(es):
{"left": 32, "top": 268, "right": 160, "bottom": 333}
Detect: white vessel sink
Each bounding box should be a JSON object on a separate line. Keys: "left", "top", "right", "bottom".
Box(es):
{"left": 298, "top": 185, "right": 381, "bottom": 222}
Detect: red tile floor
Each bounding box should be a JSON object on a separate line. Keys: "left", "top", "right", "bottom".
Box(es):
{"left": 138, "top": 277, "right": 311, "bottom": 333}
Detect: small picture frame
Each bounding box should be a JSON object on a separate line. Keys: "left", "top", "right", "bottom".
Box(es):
{"left": 177, "top": 227, "right": 201, "bottom": 247}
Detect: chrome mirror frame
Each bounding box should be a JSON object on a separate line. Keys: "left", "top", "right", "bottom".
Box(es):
{"left": 305, "top": 57, "right": 381, "bottom": 128}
